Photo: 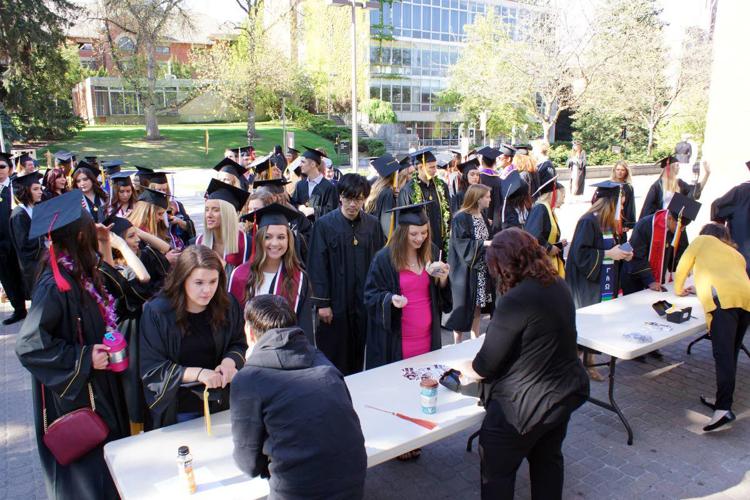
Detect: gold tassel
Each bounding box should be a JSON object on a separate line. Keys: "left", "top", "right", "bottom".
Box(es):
{"left": 387, "top": 172, "right": 397, "bottom": 242}
{"left": 203, "top": 387, "right": 212, "bottom": 436}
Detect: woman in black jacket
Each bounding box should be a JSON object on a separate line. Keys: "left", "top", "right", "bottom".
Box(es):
{"left": 140, "top": 245, "right": 247, "bottom": 429}
{"left": 458, "top": 228, "right": 589, "bottom": 500}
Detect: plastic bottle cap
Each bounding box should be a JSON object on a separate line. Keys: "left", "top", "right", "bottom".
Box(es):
{"left": 178, "top": 446, "right": 190, "bottom": 455}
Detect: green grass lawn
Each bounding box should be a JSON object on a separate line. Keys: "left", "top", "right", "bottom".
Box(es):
{"left": 38, "top": 122, "right": 344, "bottom": 169}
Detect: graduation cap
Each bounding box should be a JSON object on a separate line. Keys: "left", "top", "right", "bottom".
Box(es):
{"left": 102, "top": 159, "right": 125, "bottom": 175}
{"left": 287, "top": 147, "right": 300, "bottom": 156}
{"left": 501, "top": 170, "right": 527, "bottom": 200}
{"left": 84, "top": 156, "right": 99, "bottom": 165}
{"left": 301, "top": 146, "right": 327, "bottom": 163}
{"left": 206, "top": 178, "right": 250, "bottom": 212}
{"left": 436, "top": 153, "right": 451, "bottom": 169}
{"left": 372, "top": 154, "right": 401, "bottom": 178}
{"left": 250, "top": 155, "right": 272, "bottom": 175}
{"left": 109, "top": 171, "right": 134, "bottom": 185}
{"left": 135, "top": 166, "right": 171, "bottom": 184}
{"left": 0, "top": 152, "right": 12, "bottom": 167}
{"left": 745, "top": 160, "right": 750, "bottom": 170}
{"left": 138, "top": 187, "right": 169, "bottom": 209}
{"left": 497, "top": 144, "right": 516, "bottom": 157}
{"left": 532, "top": 174, "right": 560, "bottom": 197}
{"left": 667, "top": 192, "right": 701, "bottom": 224}
{"left": 102, "top": 215, "right": 133, "bottom": 238}
{"left": 386, "top": 201, "right": 432, "bottom": 226}
{"left": 29, "top": 189, "right": 93, "bottom": 292}
{"left": 271, "top": 151, "right": 288, "bottom": 170}
{"left": 591, "top": 180, "right": 623, "bottom": 199}
{"left": 398, "top": 155, "right": 413, "bottom": 169}
{"left": 237, "top": 145, "right": 254, "bottom": 156}
{"left": 450, "top": 150, "right": 462, "bottom": 157}
{"left": 457, "top": 157, "right": 480, "bottom": 176}
{"left": 251, "top": 203, "right": 302, "bottom": 228}
{"left": 12, "top": 171, "right": 43, "bottom": 189}
{"left": 513, "top": 144, "right": 532, "bottom": 155}
{"left": 213, "top": 157, "right": 248, "bottom": 179}
{"left": 476, "top": 146, "right": 500, "bottom": 160}
{"left": 72, "top": 160, "right": 101, "bottom": 178}
{"left": 17, "top": 154, "right": 34, "bottom": 165}
{"left": 54, "top": 151, "right": 75, "bottom": 163}
{"left": 411, "top": 148, "right": 436, "bottom": 165}
{"left": 253, "top": 178, "right": 291, "bottom": 190}
{"left": 658, "top": 156, "right": 679, "bottom": 169}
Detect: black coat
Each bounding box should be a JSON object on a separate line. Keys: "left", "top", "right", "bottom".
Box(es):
{"left": 564, "top": 213, "right": 624, "bottom": 308}
{"left": 231, "top": 327, "right": 366, "bottom": 499}
{"left": 398, "top": 176, "right": 452, "bottom": 255}
{"left": 0, "top": 182, "right": 26, "bottom": 310}
{"left": 367, "top": 187, "right": 399, "bottom": 240}
{"left": 15, "top": 269, "right": 130, "bottom": 499}
{"left": 711, "top": 181, "right": 750, "bottom": 276}
{"left": 139, "top": 294, "right": 247, "bottom": 429}
{"left": 444, "top": 211, "right": 493, "bottom": 331}
{"left": 289, "top": 177, "right": 339, "bottom": 221}
{"left": 622, "top": 183, "right": 636, "bottom": 230}
{"left": 307, "top": 209, "right": 385, "bottom": 374}
{"left": 10, "top": 205, "right": 44, "bottom": 298}
{"left": 480, "top": 172, "right": 503, "bottom": 235}
{"left": 639, "top": 178, "right": 693, "bottom": 220}
{"left": 363, "top": 246, "right": 451, "bottom": 369}
{"left": 472, "top": 277, "right": 589, "bottom": 434}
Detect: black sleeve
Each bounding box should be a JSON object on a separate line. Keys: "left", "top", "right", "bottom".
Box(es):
{"left": 639, "top": 183, "right": 660, "bottom": 220}
{"left": 10, "top": 211, "right": 41, "bottom": 261}
{"left": 230, "top": 373, "right": 269, "bottom": 478}
{"left": 569, "top": 217, "right": 604, "bottom": 283}
{"left": 322, "top": 183, "right": 339, "bottom": 216}
{"left": 289, "top": 183, "right": 302, "bottom": 207}
{"left": 449, "top": 214, "right": 486, "bottom": 267}
{"left": 222, "top": 298, "right": 248, "bottom": 370}
{"left": 623, "top": 184, "right": 637, "bottom": 229}
{"left": 472, "top": 295, "right": 525, "bottom": 380}
{"left": 363, "top": 252, "right": 396, "bottom": 368}
{"left": 524, "top": 204, "right": 552, "bottom": 251}
{"left": 710, "top": 187, "right": 738, "bottom": 223}
{"left": 307, "top": 219, "right": 332, "bottom": 309}
{"left": 628, "top": 218, "right": 656, "bottom": 287}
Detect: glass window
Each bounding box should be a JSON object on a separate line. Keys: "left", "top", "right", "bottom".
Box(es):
{"left": 110, "top": 91, "right": 124, "bottom": 115}
{"left": 94, "top": 90, "right": 109, "bottom": 116}
{"left": 383, "top": 3, "right": 391, "bottom": 25}
{"left": 392, "top": 48, "right": 402, "bottom": 65}
{"left": 450, "top": 10, "right": 458, "bottom": 34}
{"left": 117, "top": 36, "right": 135, "bottom": 52}
{"left": 370, "top": 85, "right": 380, "bottom": 100}
{"left": 155, "top": 46, "right": 170, "bottom": 55}
{"left": 422, "top": 6, "right": 430, "bottom": 32}
{"left": 402, "top": 86, "right": 411, "bottom": 105}
{"left": 382, "top": 47, "right": 391, "bottom": 64}
{"left": 403, "top": 2, "right": 411, "bottom": 29}
{"left": 371, "top": 8, "right": 380, "bottom": 26}
{"left": 392, "top": 85, "right": 402, "bottom": 103}
{"left": 431, "top": 7, "right": 440, "bottom": 31}
{"left": 459, "top": 12, "right": 467, "bottom": 33}
{"left": 403, "top": 48, "right": 411, "bottom": 65}
{"left": 382, "top": 85, "right": 391, "bottom": 102}
{"left": 164, "top": 87, "right": 178, "bottom": 107}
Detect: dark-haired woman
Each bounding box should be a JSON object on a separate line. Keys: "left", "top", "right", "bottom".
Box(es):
{"left": 140, "top": 245, "right": 247, "bottom": 429}
{"left": 10, "top": 172, "right": 45, "bottom": 299}
{"left": 452, "top": 159, "right": 482, "bottom": 213}
{"left": 16, "top": 191, "right": 130, "bottom": 499}
{"left": 675, "top": 223, "right": 750, "bottom": 432}
{"left": 98, "top": 217, "right": 153, "bottom": 434}
{"left": 109, "top": 175, "right": 136, "bottom": 218}
{"left": 457, "top": 228, "right": 589, "bottom": 500}
{"left": 42, "top": 168, "right": 69, "bottom": 201}
{"left": 445, "top": 184, "right": 493, "bottom": 344}
{"left": 74, "top": 167, "right": 108, "bottom": 222}
{"left": 364, "top": 203, "right": 451, "bottom": 369}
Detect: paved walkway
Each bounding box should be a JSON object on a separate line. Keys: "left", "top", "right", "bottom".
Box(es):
{"left": 2, "top": 171, "right": 749, "bottom": 498}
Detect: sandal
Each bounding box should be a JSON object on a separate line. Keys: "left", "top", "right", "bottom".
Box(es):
{"left": 396, "top": 449, "right": 422, "bottom": 461}
{"left": 587, "top": 368, "right": 606, "bottom": 382}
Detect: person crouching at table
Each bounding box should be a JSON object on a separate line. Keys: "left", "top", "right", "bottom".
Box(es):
{"left": 675, "top": 223, "right": 750, "bottom": 432}
{"left": 140, "top": 245, "right": 247, "bottom": 429}
{"left": 457, "top": 228, "right": 589, "bottom": 500}
{"left": 231, "top": 295, "right": 367, "bottom": 500}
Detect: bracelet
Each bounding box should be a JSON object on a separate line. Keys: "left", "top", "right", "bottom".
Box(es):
{"left": 196, "top": 368, "right": 204, "bottom": 382}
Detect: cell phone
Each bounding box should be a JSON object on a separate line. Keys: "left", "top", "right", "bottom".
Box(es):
{"left": 620, "top": 241, "right": 633, "bottom": 253}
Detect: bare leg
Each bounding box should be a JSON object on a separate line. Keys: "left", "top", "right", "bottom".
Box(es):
{"left": 470, "top": 307, "right": 481, "bottom": 339}
{"left": 453, "top": 331, "right": 464, "bottom": 344}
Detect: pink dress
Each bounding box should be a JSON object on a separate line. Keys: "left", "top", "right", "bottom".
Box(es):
{"left": 399, "top": 270, "right": 432, "bottom": 359}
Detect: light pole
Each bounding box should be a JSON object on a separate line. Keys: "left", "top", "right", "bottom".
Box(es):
{"left": 328, "top": 0, "right": 379, "bottom": 172}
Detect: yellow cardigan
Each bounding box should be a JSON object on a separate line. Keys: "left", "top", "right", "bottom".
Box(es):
{"left": 674, "top": 235, "right": 750, "bottom": 330}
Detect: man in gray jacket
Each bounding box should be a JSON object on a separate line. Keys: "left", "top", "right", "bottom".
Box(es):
{"left": 231, "top": 295, "right": 367, "bottom": 500}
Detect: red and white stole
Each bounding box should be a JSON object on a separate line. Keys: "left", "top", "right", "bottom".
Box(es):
{"left": 269, "top": 264, "right": 303, "bottom": 312}
{"left": 648, "top": 209, "right": 669, "bottom": 284}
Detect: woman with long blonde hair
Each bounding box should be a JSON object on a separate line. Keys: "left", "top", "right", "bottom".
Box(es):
{"left": 610, "top": 160, "right": 636, "bottom": 230}
{"left": 366, "top": 154, "right": 406, "bottom": 240}
{"left": 445, "top": 184, "right": 493, "bottom": 343}
{"left": 640, "top": 155, "right": 709, "bottom": 219}
{"left": 526, "top": 169, "right": 567, "bottom": 277}
{"left": 228, "top": 203, "right": 314, "bottom": 341}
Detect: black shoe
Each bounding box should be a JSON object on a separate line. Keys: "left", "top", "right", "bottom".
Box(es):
{"left": 2, "top": 311, "right": 26, "bottom": 326}
{"left": 699, "top": 395, "right": 716, "bottom": 411}
{"left": 703, "top": 411, "right": 736, "bottom": 432}
{"left": 649, "top": 350, "right": 664, "bottom": 360}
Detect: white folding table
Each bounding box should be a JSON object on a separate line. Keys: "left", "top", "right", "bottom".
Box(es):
{"left": 575, "top": 283, "right": 706, "bottom": 444}
{"left": 104, "top": 338, "right": 486, "bottom": 499}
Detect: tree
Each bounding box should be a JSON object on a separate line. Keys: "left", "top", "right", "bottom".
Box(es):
{"left": 0, "top": 0, "right": 84, "bottom": 140}
{"left": 580, "top": 0, "right": 711, "bottom": 155}
{"left": 98, "top": 0, "right": 193, "bottom": 140}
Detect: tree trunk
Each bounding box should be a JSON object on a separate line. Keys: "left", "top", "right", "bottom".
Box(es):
{"left": 289, "top": 0, "right": 299, "bottom": 67}
{"left": 646, "top": 124, "right": 655, "bottom": 156}
{"left": 246, "top": 100, "right": 256, "bottom": 144}
{"left": 542, "top": 119, "right": 554, "bottom": 143}
{"left": 144, "top": 42, "right": 161, "bottom": 140}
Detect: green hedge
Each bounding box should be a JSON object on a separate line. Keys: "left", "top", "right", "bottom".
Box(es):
{"left": 293, "top": 111, "right": 385, "bottom": 157}
{"left": 549, "top": 142, "right": 674, "bottom": 168}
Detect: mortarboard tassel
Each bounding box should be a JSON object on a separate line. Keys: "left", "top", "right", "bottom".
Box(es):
{"left": 551, "top": 181, "right": 558, "bottom": 209}
{"left": 47, "top": 213, "right": 71, "bottom": 292}
{"left": 615, "top": 186, "right": 623, "bottom": 236}
{"left": 249, "top": 220, "right": 258, "bottom": 263}
{"left": 387, "top": 172, "right": 398, "bottom": 242}
{"left": 203, "top": 387, "right": 212, "bottom": 436}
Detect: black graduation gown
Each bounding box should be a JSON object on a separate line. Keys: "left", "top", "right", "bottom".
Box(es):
{"left": 519, "top": 170, "right": 539, "bottom": 200}
{"left": 83, "top": 193, "right": 106, "bottom": 223}
{"left": 169, "top": 200, "right": 196, "bottom": 249}
{"left": 480, "top": 172, "right": 503, "bottom": 235}
{"left": 289, "top": 210, "right": 313, "bottom": 262}
{"left": 9, "top": 206, "right": 44, "bottom": 299}
{"left": 621, "top": 213, "right": 689, "bottom": 295}
{"left": 363, "top": 246, "right": 452, "bottom": 369}
{"left": 564, "top": 213, "right": 624, "bottom": 309}
{"left": 138, "top": 243, "right": 170, "bottom": 293}
{"left": 99, "top": 260, "right": 153, "bottom": 425}
{"left": 444, "top": 212, "right": 494, "bottom": 331}
{"left": 139, "top": 294, "right": 247, "bottom": 429}
{"left": 0, "top": 182, "right": 26, "bottom": 312}
{"left": 622, "top": 183, "right": 637, "bottom": 230}
{"left": 398, "top": 176, "right": 452, "bottom": 255}
{"left": 711, "top": 181, "right": 750, "bottom": 276}
{"left": 525, "top": 203, "right": 556, "bottom": 253}
{"left": 367, "top": 187, "right": 399, "bottom": 240}
{"left": 639, "top": 179, "right": 692, "bottom": 220}
{"left": 15, "top": 269, "right": 130, "bottom": 500}
{"left": 307, "top": 209, "right": 386, "bottom": 375}
{"left": 289, "top": 177, "right": 339, "bottom": 221}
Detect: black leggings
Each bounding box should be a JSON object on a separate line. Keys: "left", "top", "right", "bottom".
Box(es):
{"left": 710, "top": 307, "right": 750, "bottom": 410}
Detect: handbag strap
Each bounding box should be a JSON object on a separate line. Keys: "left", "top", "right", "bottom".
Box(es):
{"left": 41, "top": 383, "right": 96, "bottom": 433}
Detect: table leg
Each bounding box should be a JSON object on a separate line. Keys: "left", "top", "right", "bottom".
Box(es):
{"left": 466, "top": 429, "right": 480, "bottom": 452}
{"left": 586, "top": 356, "right": 634, "bottom": 445}
{"left": 686, "top": 333, "right": 710, "bottom": 355}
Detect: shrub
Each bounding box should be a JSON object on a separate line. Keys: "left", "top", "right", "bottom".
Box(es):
{"left": 359, "top": 99, "right": 397, "bottom": 124}
{"left": 359, "top": 138, "right": 386, "bottom": 156}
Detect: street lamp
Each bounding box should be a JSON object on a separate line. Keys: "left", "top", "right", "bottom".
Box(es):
{"left": 328, "top": 0, "right": 379, "bottom": 172}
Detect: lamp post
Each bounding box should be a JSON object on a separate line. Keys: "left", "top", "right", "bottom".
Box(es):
{"left": 328, "top": 0, "right": 379, "bottom": 172}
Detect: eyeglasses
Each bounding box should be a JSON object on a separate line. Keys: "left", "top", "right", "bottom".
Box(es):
{"left": 341, "top": 197, "right": 365, "bottom": 205}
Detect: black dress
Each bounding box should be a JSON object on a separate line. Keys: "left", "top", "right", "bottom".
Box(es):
{"left": 0, "top": 182, "right": 26, "bottom": 314}
{"left": 15, "top": 269, "right": 130, "bottom": 500}
{"left": 9, "top": 205, "right": 44, "bottom": 299}
{"left": 480, "top": 172, "right": 503, "bottom": 235}
{"left": 444, "top": 211, "right": 494, "bottom": 332}
{"left": 139, "top": 294, "right": 247, "bottom": 429}
{"left": 711, "top": 181, "right": 750, "bottom": 276}
{"left": 307, "top": 209, "right": 386, "bottom": 375}
{"left": 363, "top": 246, "right": 451, "bottom": 369}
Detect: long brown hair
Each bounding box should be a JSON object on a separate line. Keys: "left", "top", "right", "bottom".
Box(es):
{"left": 162, "top": 245, "right": 230, "bottom": 336}
{"left": 459, "top": 184, "right": 491, "bottom": 214}
{"left": 366, "top": 172, "right": 399, "bottom": 213}
{"left": 586, "top": 197, "right": 618, "bottom": 232}
{"left": 700, "top": 222, "right": 737, "bottom": 248}
{"left": 387, "top": 223, "right": 432, "bottom": 271}
{"left": 610, "top": 160, "right": 632, "bottom": 184}
{"left": 73, "top": 168, "right": 109, "bottom": 203}
{"left": 44, "top": 168, "right": 69, "bottom": 196}
{"left": 128, "top": 200, "right": 168, "bottom": 240}
{"left": 244, "top": 225, "right": 304, "bottom": 304}
{"left": 486, "top": 228, "right": 557, "bottom": 294}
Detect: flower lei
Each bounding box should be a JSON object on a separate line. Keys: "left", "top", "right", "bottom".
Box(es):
{"left": 410, "top": 171, "right": 451, "bottom": 257}
{"left": 59, "top": 256, "right": 118, "bottom": 330}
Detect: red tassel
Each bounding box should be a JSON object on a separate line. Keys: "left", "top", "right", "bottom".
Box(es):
{"left": 47, "top": 212, "right": 71, "bottom": 292}
{"left": 551, "top": 182, "right": 557, "bottom": 208}
{"left": 249, "top": 221, "right": 258, "bottom": 263}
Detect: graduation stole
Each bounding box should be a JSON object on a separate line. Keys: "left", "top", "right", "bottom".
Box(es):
{"left": 269, "top": 263, "right": 303, "bottom": 312}
{"left": 225, "top": 231, "right": 248, "bottom": 267}
{"left": 600, "top": 231, "right": 617, "bottom": 301}
{"left": 648, "top": 209, "right": 669, "bottom": 284}
{"left": 410, "top": 168, "right": 450, "bottom": 256}
{"left": 541, "top": 201, "right": 565, "bottom": 278}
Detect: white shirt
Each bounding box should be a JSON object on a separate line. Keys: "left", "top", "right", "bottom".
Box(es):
{"left": 255, "top": 271, "right": 278, "bottom": 296}
{"left": 307, "top": 174, "right": 323, "bottom": 199}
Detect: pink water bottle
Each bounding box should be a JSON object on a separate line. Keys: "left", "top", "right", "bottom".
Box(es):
{"left": 103, "top": 331, "right": 129, "bottom": 372}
